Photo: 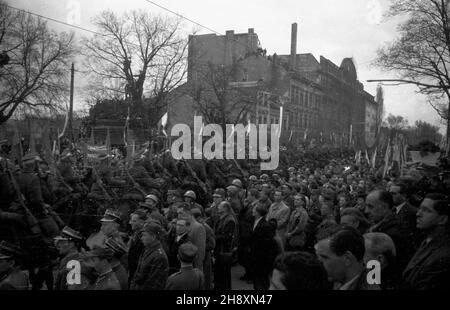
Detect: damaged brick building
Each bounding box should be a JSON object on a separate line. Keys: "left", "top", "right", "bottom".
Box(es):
{"left": 168, "top": 23, "right": 380, "bottom": 147}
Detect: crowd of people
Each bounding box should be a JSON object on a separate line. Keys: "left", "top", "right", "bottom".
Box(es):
{"left": 1, "top": 142, "right": 450, "bottom": 290}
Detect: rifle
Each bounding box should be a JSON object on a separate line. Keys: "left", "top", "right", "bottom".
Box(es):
{"left": 91, "top": 166, "right": 113, "bottom": 200}
{"left": 124, "top": 167, "right": 148, "bottom": 198}
{"left": 180, "top": 159, "right": 208, "bottom": 194}
{"left": 5, "top": 164, "right": 42, "bottom": 235}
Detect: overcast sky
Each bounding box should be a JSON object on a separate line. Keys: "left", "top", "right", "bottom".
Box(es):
{"left": 10, "top": 0, "right": 445, "bottom": 132}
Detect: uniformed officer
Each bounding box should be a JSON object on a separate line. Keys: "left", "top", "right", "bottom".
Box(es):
{"left": 105, "top": 237, "right": 128, "bottom": 290}
{"left": 130, "top": 222, "right": 169, "bottom": 290}
{"left": 0, "top": 242, "right": 29, "bottom": 290}
{"left": 165, "top": 242, "right": 204, "bottom": 290}
{"left": 82, "top": 246, "right": 121, "bottom": 290}
{"left": 86, "top": 209, "right": 126, "bottom": 250}
{"left": 53, "top": 226, "right": 94, "bottom": 290}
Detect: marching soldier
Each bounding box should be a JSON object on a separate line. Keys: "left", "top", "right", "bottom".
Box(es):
{"left": 183, "top": 190, "right": 204, "bottom": 215}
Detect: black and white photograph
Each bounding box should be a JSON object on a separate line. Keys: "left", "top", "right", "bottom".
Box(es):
{"left": 1, "top": 0, "right": 450, "bottom": 296}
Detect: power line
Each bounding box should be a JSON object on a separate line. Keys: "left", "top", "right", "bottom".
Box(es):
{"left": 143, "top": 0, "right": 263, "bottom": 51}
{"left": 144, "top": 0, "right": 221, "bottom": 35}
{"left": 4, "top": 4, "right": 142, "bottom": 49}
{"left": 4, "top": 4, "right": 104, "bottom": 37}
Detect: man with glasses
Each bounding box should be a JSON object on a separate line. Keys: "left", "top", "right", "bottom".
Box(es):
{"left": 402, "top": 193, "right": 450, "bottom": 290}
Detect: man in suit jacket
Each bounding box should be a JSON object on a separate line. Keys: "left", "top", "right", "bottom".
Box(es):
{"left": 402, "top": 193, "right": 450, "bottom": 290}
{"left": 389, "top": 183, "right": 423, "bottom": 248}
{"left": 214, "top": 201, "right": 238, "bottom": 290}
{"left": 365, "top": 190, "right": 416, "bottom": 276}
{"left": 315, "top": 228, "right": 380, "bottom": 290}
{"left": 250, "top": 203, "right": 277, "bottom": 290}
{"left": 177, "top": 203, "right": 206, "bottom": 272}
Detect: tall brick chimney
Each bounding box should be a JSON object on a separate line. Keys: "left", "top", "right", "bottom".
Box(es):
{"left": 290, "top": 23, "right": 298, "bottom": 71}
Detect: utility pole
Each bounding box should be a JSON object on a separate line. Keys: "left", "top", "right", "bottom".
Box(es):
{"left": 68, "top": 63, "right": 75, "bottom": 142}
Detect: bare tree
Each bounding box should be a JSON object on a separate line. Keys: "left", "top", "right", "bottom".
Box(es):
{"left": 0, "top": 1, "right": 75, "bottom": 125}
{"left": 82, "top": 10, "right": 189, "bottom": 126}
{"left": 191, "top": 62, "right": 257, "bottom": 130}
{"left": 371, "top": 0, "right": 450, "bottom": 155}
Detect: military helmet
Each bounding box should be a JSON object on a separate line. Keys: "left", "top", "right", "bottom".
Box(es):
{"left": 184, "top": 190, "right": 196, "bottom": 200}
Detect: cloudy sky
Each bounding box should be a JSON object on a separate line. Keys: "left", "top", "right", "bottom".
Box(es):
{"left": 10, "top": 0, "right": 445, "bottom": 132}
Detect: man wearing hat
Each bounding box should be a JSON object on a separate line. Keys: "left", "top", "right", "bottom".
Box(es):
{"left": 165, "top": 242, "right": 204, "bottom": 290}
{"left": 226, "top": 183, "right": 242, "bottom": 215}
{"left": 54, "top": 226, "right": 94, "bottom": 290}
{"left": 164, "top": 189, "right": 184, "bottom": 222}
{"left": 206, "top": 188, "right": 226, "bottom": 229}
{"left": 127, "top": 210, "right": 146, "bottom": 284}
{"left": 87, "top": 209, "right": 126, "bottom": 250}
{"left": 105, "top": 238, "right": 128, "bottom": 290}
{"left": 130, "top": 222, "right": 169, "bottom": 290}
{"left": 16, "top": 152, "right": 46, "bottom": 215}
{"left": 167, "top": 218, "right": 191, "bottom": 275}
{"left": 183, "top": 190, "right": 204, "bottom": 215}
{"left": 82, "top": 246, "right": 121, "bottom": 290}
{"left": 139, "top": 194, "right": 167, "bottom": 229}
{"left": 0, "top": 242, "right": 29, "bottom": 290}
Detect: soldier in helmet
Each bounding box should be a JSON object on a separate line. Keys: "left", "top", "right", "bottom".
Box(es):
{"left": 139, "top": 194, "right": 167, "bottom": 229}
{"left": 183, "top": 190, "right": 204, "bottom": 215}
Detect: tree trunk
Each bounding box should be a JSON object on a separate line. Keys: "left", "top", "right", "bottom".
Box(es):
{"left": 447, "top": 100, "right": 450, "bottom": 157}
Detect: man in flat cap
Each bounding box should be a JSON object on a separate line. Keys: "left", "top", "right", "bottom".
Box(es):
{"left": 130, "top": 222, "right": 169, "bottom": 290}
{"left": 0, "top": 242, "right": 29, "bottom": 290}
{"left": 82, "top": 246, "right": 120, "bottom": 290}
{"left": 165, "top": 242, "right": 204, "bottom": 290}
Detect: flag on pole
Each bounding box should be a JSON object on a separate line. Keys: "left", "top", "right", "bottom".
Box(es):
{"left": 105, "top": 127, "right": 111, "bottom": 152}
{"left": 124, "top": 108, "right": 130, "bottom": 146}
{"left": 11, "top": 120, "right": 23, "bottom": 164}
{"left": 289, "top": 130, "right": 293, "bottom": 142}
{"left": 89, "top": 127, "right": 95, "bottom": 145}
{"left": 365, "top": 149, "right": 370, "bottom": 165}
{"left": 58, "top": 110, "right": 69, "bottom": 139}
{"left": 383, "top": 138, "right": 391, "bottom": 178}
{"left": 157, "top": 112, "right": 168, "bottom": 137}
{"left": 349, "top": 124, "right": 353, "bottom": 145}
{"left": 355, "top": 150, "right": 361, "bottom": 165}
{"left": 246, "top": 112, "right": 252, "bottom": 135}
{"left": 371, "top": 147, "right": 377, "bottom": 168}
{"left": 278, "top": 106, "right": 283, "bottom": 138}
